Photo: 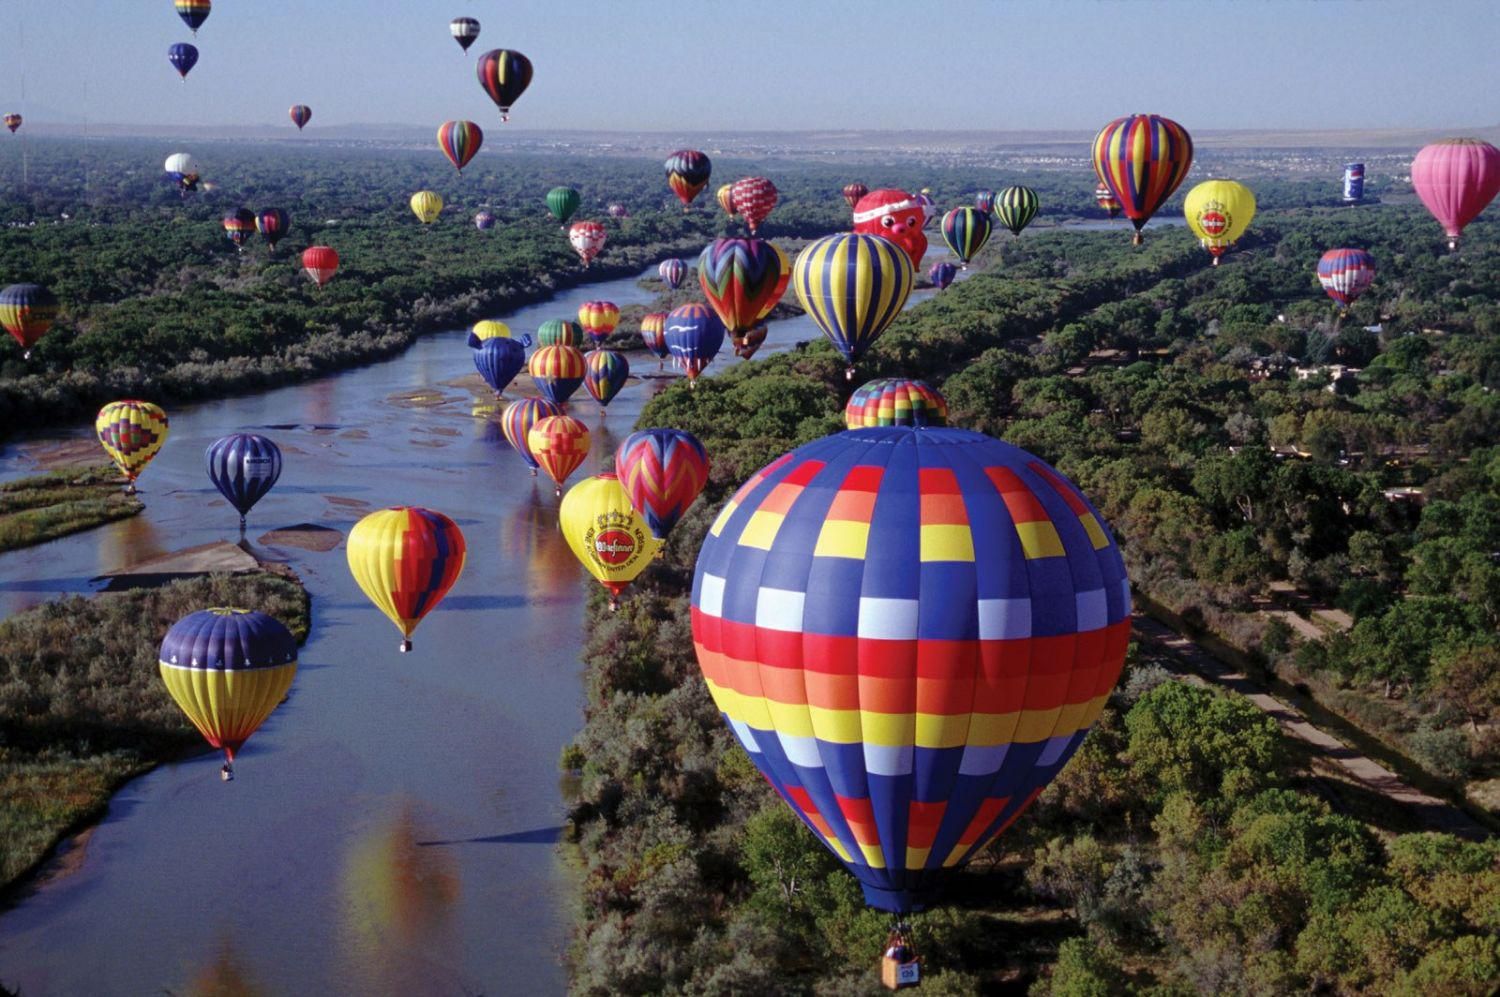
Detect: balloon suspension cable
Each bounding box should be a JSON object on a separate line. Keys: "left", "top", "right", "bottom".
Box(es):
{"left": 125, "top": 481, "right": 137, "bottom": 495}
{"left": 400, "top": 638, "right": 412, "bottom": 653}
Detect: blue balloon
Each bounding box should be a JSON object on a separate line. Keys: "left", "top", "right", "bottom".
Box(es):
{"left": 168, "top": 43, "right": 199, "bottom": 79}
{"left": 473, "top": 338, "right": 527, "bottom": 396}
{"left": 663, "top": 303, "right": 725, "bottom": 382}
{"left": 205, "top": 433, "right": 282, "bottom": 530}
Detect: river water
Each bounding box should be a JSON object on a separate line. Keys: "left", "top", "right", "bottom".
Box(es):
{"left": 0, "top": 255, "right": 962, "bottom": 996}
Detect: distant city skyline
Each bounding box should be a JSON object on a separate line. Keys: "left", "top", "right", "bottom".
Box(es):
{"left": 0, "top": 1, "right": 1494, "bottom": 134}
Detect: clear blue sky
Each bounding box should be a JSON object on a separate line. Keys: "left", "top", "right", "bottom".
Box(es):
{"left": 2, "top": 0, "right": 1495, "bottom": 132}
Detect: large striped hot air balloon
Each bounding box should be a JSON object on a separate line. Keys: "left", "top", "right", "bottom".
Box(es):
{"left": 410, "top": 190, "right": 444, "bottom": 224}
{"left": 663, "top": 303, "right": 726, "bottom": 384}
{"left": 691, "top": 426, "right": 1131, "bottom": 914}
{"left": 159, "top": 608, "right": 296, "bottom": 781}
{"left": 347, "top": 508, "right": 466, "bottom": 652}
{"left": 578, "top": 300, "right": 620, "bottom": 348}
{"left": 995, "top": 186, "right": 1040, "bottom": 237}
{"left": 302, "top": 246, "right": 339, "bottom": 286}
{"left": 569, "top": 221, "right": 606, "bottom": 267}
{"left": 640, "top": 312, "right": 669, "bottom": 367}
{"left": 500, "top": 397, "right": 562, "bottom": 475}
{"left": 256, "top": 208, "right": 290, "bottom": 251}
{"left": 536, "top": 318, "right": 583, "bottom": 348}
{"left": 175, "top": 0, "right": 211, "bottom": 34}
{"left": 475, "top": 49, "right": 532, "bottom": 122}
{"left": 96, "top": 401, "right": 169, "bottom": 492}
{"left": 614, "top": 429, "right": 709, "bottom": 540}
{"left": 0, "top": 283, "right": 59, "bottom": 357}
{"left": 1316, "top": 248, "right": 1376, "bottom": 309}
{"left": 665, "top": 150, "right": 712, "bottom": 209}
{"left": 940, "top": 207, "right": 992, "bottom": 267}
{"left": 437, "top": 120, "right": 483, "bottom": 173}
{"left": 730, "top": 177, "right": 778, "bottom": 234}
{"left": 528, "top": 345, "right": 586, "bottom": 405}
{"left": 844, "top": 378, "right": 948, "bottom": 429}
{"left": 528, "top": 415, "right": 591, "bottom": 496}
{"left": 716, "top": 184, "right": 736, "bottom": 217}
{"left": 560, "top": 473, "right": 663, "bottom": 609}
{"left": 474, "top": 338, "right": 527, "bottom": 396}
{"left": 1410, "top": 138, "right": 1500, "bottom": 251}
{"left": 547, "top": 186, "right": 581, "bottom": 226}
{"left": 1091, "top": 114, "right": 1194, "bottom": 244}
{"left": 289, "top": 105, "right": 312, "bottom": 131}
{"left": 792, "top": 233, "right": 914, "bottom": 378}
{"left": 697, "top": 238, "right": 791, "bottom": 361}
{"left": 205, "top": 433, "right": 282, "bottom": 532}
{"left": 583, "top": 349, "right": 629, "bottom": 409}
{"left": 1184, "top": 180, "right": 1255, "bottom": 266}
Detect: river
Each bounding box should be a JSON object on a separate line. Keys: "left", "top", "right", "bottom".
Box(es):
{"left": 0, "top": 253, "right": 963, "bottom": 996}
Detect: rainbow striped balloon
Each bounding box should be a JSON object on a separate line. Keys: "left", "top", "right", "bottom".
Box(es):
{"left": 1091, "top": 114, "right": 1194, "bottom": 243}
{"left": 528, "top": 344, "right": 586, "bottom": 405}
{"left": 0, "top": 282, "right": 59, "bottom": 356}
{"left": 639, "top": 311, "right": 669, "bottom": 362}
{"left": 792, "top": 233, "right": 913, "bottom": 378}
{"left": 536, "top": 319, "right": 583, "bottom": 348}
{"left": 844, "top": 378, "right": 948, "bottom": 430}
{"left": 501, "top": 397, "right": 562, "bottom": 474}
{"left": 692, "top": 427, "right": 1130, "bottom": 913}
{"left": 578, "top": 300, "right": 620, "bottom": 348}
{"left": 584, "top": 349, "right": 630, "bottom": 408}
{"left": 437, "top": 120, "right": 483, "bottom": 173}
{"left": 347, "top": 507, "right": 466, "bottom": 652}
{"left": 615, "top": 428, "right": 710, "bottom": 539}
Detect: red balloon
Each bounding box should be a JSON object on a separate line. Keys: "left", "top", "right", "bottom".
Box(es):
{"left": 730, "top": 177, "right": 778, "bottom": 234}
{"left": 301, "top": 246, "right": 339, "bottom": 286}
{"left": 852, "top": 189, "right": 928, "bottom": 268}
{"left": 1410, "top": 138, "right": 1500, "bottom": 251}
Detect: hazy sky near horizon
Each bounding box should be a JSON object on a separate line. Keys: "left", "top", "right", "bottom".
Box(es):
{"left": 1, "top": 0, "right": 1494, "bottom": 133}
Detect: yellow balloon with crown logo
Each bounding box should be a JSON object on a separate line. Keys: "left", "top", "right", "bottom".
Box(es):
{"left": 559, "top": 472, "right": 662, "bottom": 610}
{"left": 1183, "top": 180, "right": 1255, "bottom": 266}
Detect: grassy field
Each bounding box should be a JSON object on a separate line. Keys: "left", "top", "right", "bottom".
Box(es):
{"left": 0, "top": 570, "right": 310, "bottom": 894}
{"left": 0, "top": 465, "right": 142, "bottom": 553}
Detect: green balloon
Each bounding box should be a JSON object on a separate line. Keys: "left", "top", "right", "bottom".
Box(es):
{"left": 536, "top": 319, "right": 583, "bottom": 347}
{"left": 546, "top": 186, "right": 581, "bottom": 224}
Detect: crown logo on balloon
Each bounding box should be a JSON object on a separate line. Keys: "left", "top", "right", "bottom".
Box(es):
{"left": 597, "top": 510, "right": 632, "bottom": 529}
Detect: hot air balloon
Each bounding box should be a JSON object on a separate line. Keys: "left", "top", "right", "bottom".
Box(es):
{"left": 289, "top": 105, "right": 311, "bottom": 131}
{"left": 640, "top": 312, "right": 669, "bottom": 367}
{"left": 96, "top": 400, "right": 169, "bottom": 492}
{"left": 528, "top": 344, "right": 586, "bottom": 405}
{"left": 1342, "top": 163, "right": 1365, "bottom": 204}
{"left": 716, "top": 184, "right": 736, "bottom": 216}
{"left": 996, "top": 186, "right": 1039, "bottom": 237}
{"left": 1410, "top": 138, "right": 1500, "bottom": 251}
{"left": 347, "top": 508, "right": 466, "bottom": 652}
{"left": 1316, "top": 248, "right": 1376, "bottom": 310}
{"left": 697, "top": 237, "right": 791, "bottom": 361}
{"left": 583, "top": 350, "right": 629, "bottom": 409}
{"left": 1094, "top": 183, "right": 1121, "bottom": 219}
{"left": 165, "top": 152, "right": 200, "bottom": 192}
{"left": 843, "top": 182, "right": 870, "bottom": 210}
{"left": 928, "top": 262, "right": 956, "bottom": 291}
{"left": 501, "top": 397, "right": 562, "bottom": 475}
{"left": 1092, "top": 113, "right": 1194, "bottom": 244}
{"left": 0, "top": 283, "right": 59, "bottom": 358}
{"left": 255, "top": 208, "right": 289, "bottom": 251}
{"left": 941, "top": 207, "right": 992, "bottom": 267}
{"left": 450, "top": 16, "right": 480, "bottom": 51}
{"left": 730, "top": 177, "right": 778, "bottom": 234}
{"left": 475, "top": 49, "right": 532, "bottom": 122}
{"left": 437, "top": 120, "right": 483, "bottom": 173}
{"left": 569, "top": 221, "right": 606, "bottom": 267}
{"left": 578, "top": 300, "right": 620, "bottom": 348}
{"left": 916, "top": 189, "right": 938, "bottom": 227}
{"left": 844, "top": 378, "right": 948, "bottom": 429}
{"left": 691, "top": 426, "right": 1131, "bottom": 915}
{"left": 1183, "top": 179, "right": 1255, "bottom": 266}
{"left": 852, "top": 190, "right": 928, "bottom": 268}
{"left": 614, "top": 429, "right": 709, "bottom": 540}
{"left": 175, "top": 0, "right": 211, "bottom": 34}
{"left": 159, "top": 608, "right": 296, "bottom": 781}
{"left": 793, "top": 233, "right": 914, "bottom": 378}
{"left": 665, "top": 150, "right": 712, "bottom": 209}
{"left": 659, "top": 258, "right": 687, "bottom": 289}
{"left": 537, "top": 319, "right": 583, "bottom": 348}
{"left": 546, "top": 186, "right": 580, "bottom": 226}
{"left": 607, "top": 203, "right": 630, "bottom": 220}
{"left": 222, "top": 208, "right": 256, "bottom": 250}
{"left": 474, "top": 338, "right": 527, "bottom": 397}
{"left": 528, "top": 415, "right": 591, "bottom": 496}
{"left": 302, "top": 246, "right": 339, "bottom": 286}
{"left": 205, "top": 433, "right": 282, "bottom": 531}
{"left": 560, "top": 472, "right": 663, "bottom": 609}
{"left": 410, "top": 190, "right": 444, "bottom": 224}
{"left": 474, "top": 210, "right": 497, "bottom": 231}
{"left": 467, "top": 320, "right": 513, "bottom": 348}
{"left": 4, "top": 113, "right": 21, "bottom": 134}
{"left": 974, "top": 189, "right": 997, "bottom": 214}
{"left": 664, "top": 303, "right": 726, "bottom": 384}
{"left": 168, "top": 43, "right": 199, "bottom": 80}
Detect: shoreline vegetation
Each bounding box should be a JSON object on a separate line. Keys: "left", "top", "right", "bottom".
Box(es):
{"left": 0, "top": 568, "right": 310, "bottom": 901}
{"left": 0, "top": 465, "right": 143, "bottom": 553}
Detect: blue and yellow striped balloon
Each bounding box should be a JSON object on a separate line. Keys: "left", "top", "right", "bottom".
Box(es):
{"left": 940, "top": 207, "right": 992, "bottom": 267}
{"left": 995, "top": 186, "right": 1039, "bottom": 236}
{"left": 792, "top": 233, "right": 913, "bottom": 378}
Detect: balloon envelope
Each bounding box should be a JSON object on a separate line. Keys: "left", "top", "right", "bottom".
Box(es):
{"left": 1316, "top": 248, "right": 1376, "bottom": 308}
{"left": 1410, "top": 138, "right": 1500, "bottom": 249}
{"left": 1183, "top": 180, "right": 1255, "bottom": 263}
{"left": 500, "top": 397, "right": 562, "bottom": 472}
{"left": 0, "top": 283, "right": 59, "bottom": 354}
{"left": 665, "top": 150, "right": 712, "bottom": 207}
{"left": 475, "top": 49, "right": 532, "bottom": 121}
{"left": 168, "top": 43, "right": 199, "bottom": 79}
{"left": 1091, "top": 114, "right": 1194, "bottom": 242}
{"left": 474, "top": 338, "right": 527, "bottom": 395}
{"left": 528, "top": 345, "right": 586, "bottom": 404}
{"left": 844, "top": 378, "right": 948, "bottom": 429}
{"left": 569, "top": 222, "right": 606, "bottom": 266}
{"left": 528, "top": 415, "right": 591, "bottom": 494}
{"left": 410, "top": 191, "right": 444, "bottom": 224}
{"left": 583, "top": 349, "right": 629, "bottom": 407}
{"left": 96, "top": 401, "right": 169, "bottom": 484}
{"left": 437, "top": 120, "right": 483, "bottom": 172}
{"left": 205, "top": 433, "right": 282, "bottom": 525}
{"left": 792, "top": 233, "right": 914, "bottom": 375}
{"left": 302, "top": 246, "right": 339, "bottom": 286}
{"left": 691, "top": 427, "right": 1131, "bottom": 913}
{"left": 347, "top": 507, "right": 466, "bottom": 651}
{"left": 560, "top": 473, "right": 663, "bottom": 607}
{"left": 663, "top": 303, "right": 726, "bottom": 381}
{"left": 941, "top": 207, "right": 992, "bottom": 265}
{"left": 614, "top": 429, "right": 709, "bottom": 540}
{"left": 289, "top": 105, "right": 312, "bottom": 130}
{"left": 547, "top": 187, "right": 581, "bottom": 224}
{"left": 995, "top": 186, "right": 1039, "bottom": 236}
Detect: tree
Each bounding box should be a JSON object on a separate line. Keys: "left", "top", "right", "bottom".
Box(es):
{"left": 1429, "top": 646, "right": 1500, "bottom": 731}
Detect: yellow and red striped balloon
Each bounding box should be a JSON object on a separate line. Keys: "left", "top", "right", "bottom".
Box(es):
{"left": 528, "top": 414, "right": 591, "bottom": 495}
{"left": 1091, "top": 114, "right": 1194, "bottom": 244}
{"left": 346, "top": 507, "right": 466, "bottom": 652}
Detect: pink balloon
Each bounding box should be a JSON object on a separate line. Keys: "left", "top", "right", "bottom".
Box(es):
{"left": 1411, "top": 138, "right": 1500, "bottom": 250}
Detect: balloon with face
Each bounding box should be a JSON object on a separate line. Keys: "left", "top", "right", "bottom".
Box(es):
{"left": 852, "top": 189, "right": 928, "bottom": 269}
